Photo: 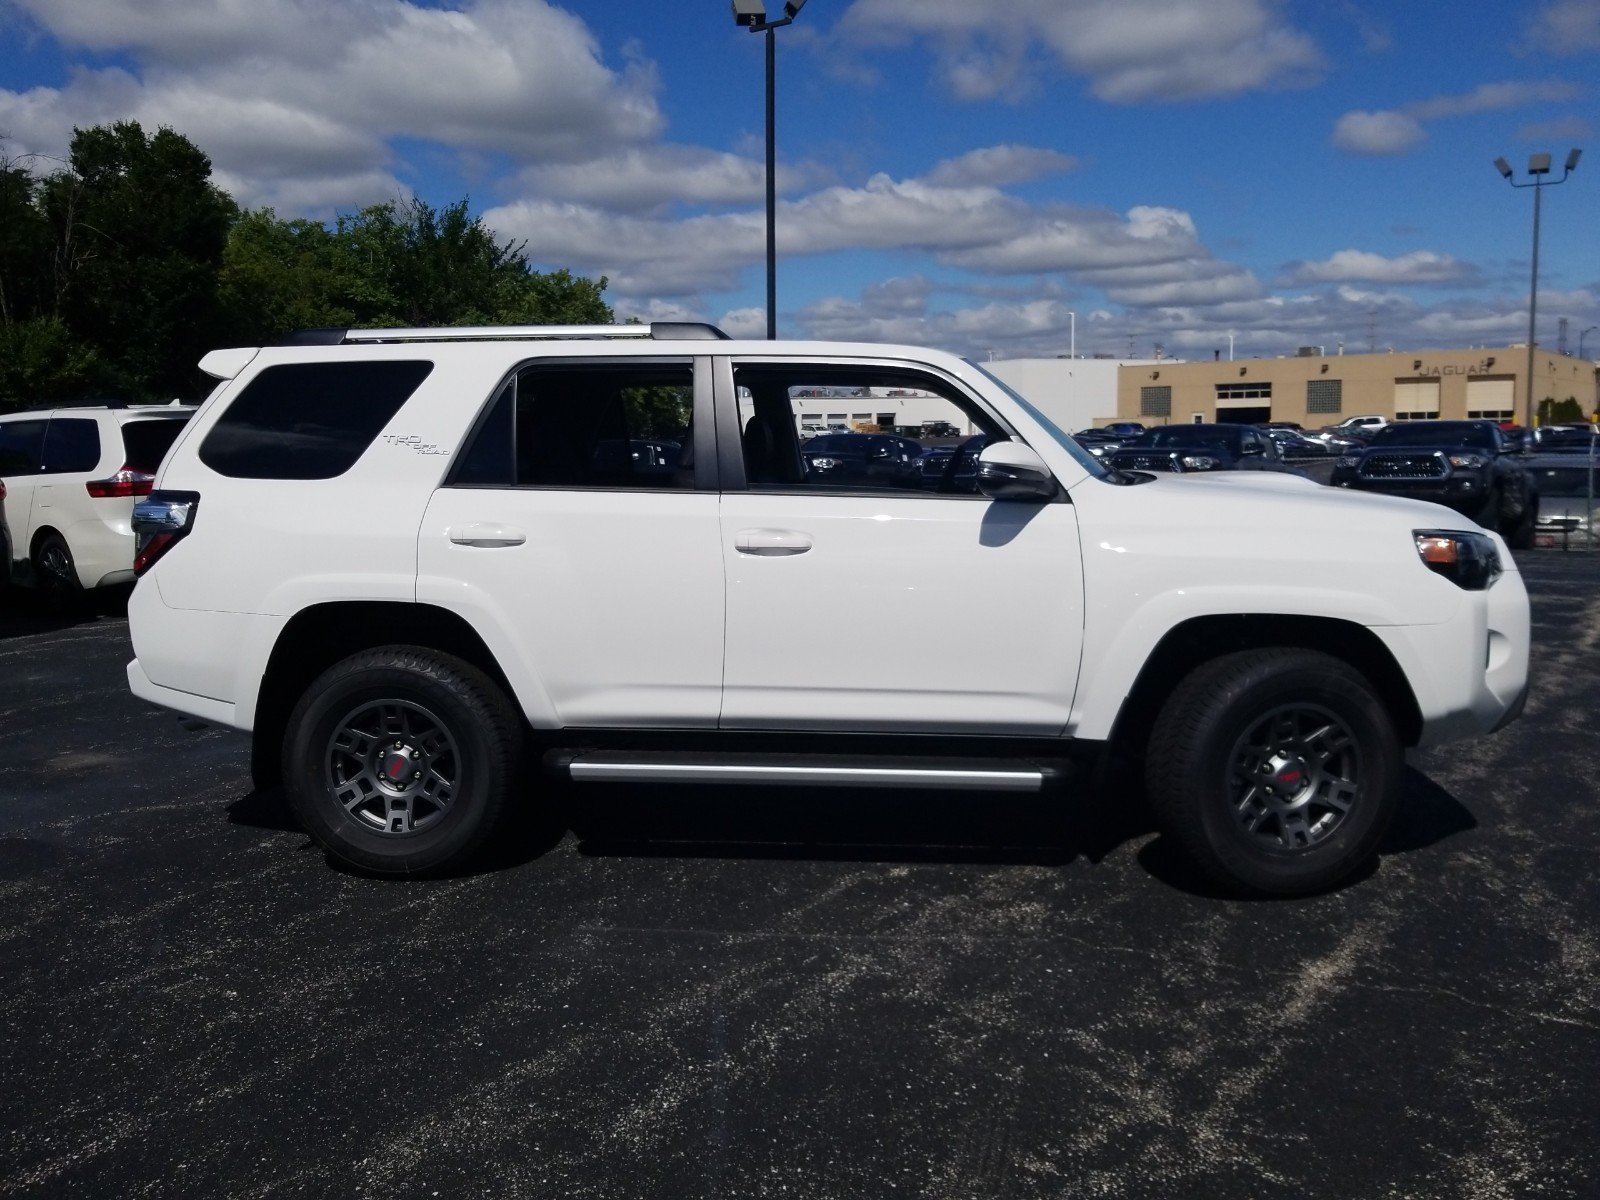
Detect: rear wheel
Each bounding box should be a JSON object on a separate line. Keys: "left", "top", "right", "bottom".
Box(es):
{"left": 1146, "top": 648, "right": 1401, "bottom": 896}
{"left": 33, "top": 533, "right": 84, "bottom": 608}
{"left": 282, "top": 646, "right": 524, "bottom": 876}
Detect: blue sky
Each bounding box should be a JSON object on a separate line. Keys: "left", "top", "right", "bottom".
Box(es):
{"left": 1, "top": 0, "right": 1596, "bottom": 362}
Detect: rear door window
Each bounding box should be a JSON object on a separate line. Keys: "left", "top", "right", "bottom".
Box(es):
{"left": 40, "top": 418, "right": 102, "bottom": 474}
{"left": 199, "top": 361, "right": 433, "bottom": 479}
{"left": 121, "top": 418, "right": 191, "bottom": 473}
{"left": 0, "top": 420, "right": 47, "bottom": 475}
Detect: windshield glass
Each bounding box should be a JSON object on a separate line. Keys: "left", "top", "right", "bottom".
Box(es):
{"left": 1137, "top": 427, "right": 1239, "bottom": 451}
{"left": 1370, "top": 422, "right": 1496, "bottom": 450}
{"left": 966, "top": 361, "right": 1107, "bottom": 478}
{"left": 1532, "top": 466, "right": 1600, "bottom": 497}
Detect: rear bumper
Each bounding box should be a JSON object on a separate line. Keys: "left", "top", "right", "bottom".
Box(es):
{"left": 127, "top": 658, "right": 238, "bottom": 727}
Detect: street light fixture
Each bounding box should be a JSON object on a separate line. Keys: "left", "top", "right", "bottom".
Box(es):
{"left": 733, "top": 0, "right": 808, "bottom": 340}
{"left": 1494, "top": 147, "right": 1582, "bottom": 427}
{"left": 1580, "top": 325, "right": 1598, "bottom": 361}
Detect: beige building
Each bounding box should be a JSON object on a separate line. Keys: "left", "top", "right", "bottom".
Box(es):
{"left": 1115, "top": 346, "right": 1599, "bottom": 428}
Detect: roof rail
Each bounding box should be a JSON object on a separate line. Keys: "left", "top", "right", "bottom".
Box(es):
{"left": 28, "top": 398, "right": 129, "bottom": 410}
{"left": 276, "top": 321, "right": 730, "bottom": 346}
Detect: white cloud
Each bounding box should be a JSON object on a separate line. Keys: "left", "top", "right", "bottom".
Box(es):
{"left": 1334, "top": 79, "right": 1582, "bottom": 156}
{"left": 1522, "top": 1, "right": 1600, "bottom": 54}
{"left": 0, "top": 0, "right": 663, "bottom": 209}
{"left": 1332, "top": 110, "right": 1425, "bottom": 155}
{"left": 1280, "top": 250, "right": 1477, "bottom": 286}
{"left": 925, "top": 145, "right": 1078, "bottom": 188}
{"left": 838, "top": 0, "right": 1322, "bottom": 103}
{"left": 523, "top": 146, "right": 811, "bottom": 213}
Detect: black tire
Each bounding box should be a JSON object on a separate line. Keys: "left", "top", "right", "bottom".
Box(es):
{"left": 1145, "top": 648, "right": 1401, "bottom": 897}
{"left": 33, "top": 532, "right": 85, "bottom": 609}
{"left": 282, "top": 645, "right": 524, "bottom": 876}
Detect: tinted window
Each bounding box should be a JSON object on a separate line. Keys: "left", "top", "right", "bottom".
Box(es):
{"left": 735, "top": 364, "right": 1004, "bottom": 494}
{"left": 200, "top": 361, "right": 433, "bottom": 479}
{"left": 0, "top": 420, "right": 48, "bottom": 475}
{"left": 1139, "top": 427, "right": 1240, "bottom": 452}
{"left": 41, "top": 418, "right": 101, "bottom": 473}
{"left": 1532, "top": 466, "right": 1599, "bottom": 497}
{"left": 517, "top": 365, "right": 693, "bottom": 488}
{"left": 121, "top": 418, "right": 190, "bottom": 472}
{"left": 453, "top": 363, "right": 696, "bottom": 490}
{"left": 1370, "top": 422, "right": 1495, "bottom": 450}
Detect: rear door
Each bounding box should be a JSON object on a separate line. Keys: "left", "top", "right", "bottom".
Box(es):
{"left": 419, "top": 356, "right": 726, "bottom": 728}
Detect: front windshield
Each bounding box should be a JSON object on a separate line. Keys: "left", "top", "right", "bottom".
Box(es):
{"left": 1138, "top": 427, "right": 1238, "bottom": 451}
{"left": 966, "top": 361, "right": 1108, "bottom": 478}
{"left": 1532, "top": 466, "right": 1599, "bottom": 497}
{"left": 1370, "top": 422, "right": 1496, "bottom": 450}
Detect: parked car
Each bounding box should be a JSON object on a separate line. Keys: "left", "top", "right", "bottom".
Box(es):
{"left": 1329, "top": 420, "right": 1538, "bottom": 548}
{"left": 126, "top": 321, "right": 1529, "bottom": 897}
{"left": 1072, "top": 428, "right": 1131, "bottom": 461}
{"left": 1523, "top": 453, "right": 1599, "bottom": 548}
{"left": 916, "top": 433, "right": 993, "bottom": 491}
{"left": 0, "top": 478, "right": 11, "bottom": 596}
{"left": 800, "top": 432, "right": 924, "bottom": 486}
{"left": 1531, "top": 424, "right": 1598, "bottom": 453}
{"left": 1107, "top": 423, "right": 1289, "bottom": 473}
{"left": 1263, "top": 428, "right": 1335, "bottom": 459}
{"left": 0, "top": 402, "right": 196, "bottom": 603}
{"left": 1101, "top": 421, "right": 1146, "bottom": 438}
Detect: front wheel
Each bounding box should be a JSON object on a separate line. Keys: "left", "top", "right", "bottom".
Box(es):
{"left": 1146, "top": 648, "right": 1402, "bottom": 896}
{"left": 282, "top": 646, "right": 524, "bottom": 876}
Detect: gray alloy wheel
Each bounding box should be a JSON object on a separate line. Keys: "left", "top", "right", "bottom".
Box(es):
{"left": 324, "top": 699, "right": 461, "bottom": 837}
{"left": 1226, "top": 703, "right": 1361, "bottom": 851}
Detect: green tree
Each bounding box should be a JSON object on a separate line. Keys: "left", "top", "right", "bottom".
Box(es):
{"left": 0, "top": 147, "right": 53, "bottom": 330}
{"left": 217, "top": 198, "right": 613, "bottom": 343}
{"left": 0, "top": 316, "right": 103, "bottom": 410}
{"left": 40, "top": 121, "right": 236, "bottom": 400}
{"left": 1539, "top": 397, "right": 1584, "bottom": 425}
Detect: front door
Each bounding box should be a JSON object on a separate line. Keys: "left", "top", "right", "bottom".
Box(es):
{"left": 716, "top": 359, "right": 1085, "bottom": 735}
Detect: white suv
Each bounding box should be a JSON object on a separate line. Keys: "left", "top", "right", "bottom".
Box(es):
{"left": 126, "top": 324, "right": 1530, "bottom": 895}
{"left": 0, "top": 403, "right": 195, "bottom": 602}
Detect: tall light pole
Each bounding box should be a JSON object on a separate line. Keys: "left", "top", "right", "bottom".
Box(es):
{"left": 1495, "top": 148, "right": 1582, "bottom": 427}
{"left": 1066, "top": 311, "right": 1076, "bottom": 359}
{"left": 733, "top": 0, "right": 807, "bottom": 340}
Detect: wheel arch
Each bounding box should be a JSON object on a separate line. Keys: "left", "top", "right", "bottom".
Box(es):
{"left": 1108, "top": 614, "right": 1425, "bottom": 757}
{"left": 251, "top": 600, "right": 523, "bottom": 788}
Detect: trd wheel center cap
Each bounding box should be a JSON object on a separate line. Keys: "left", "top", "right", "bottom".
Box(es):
{"left": 1263, "top": 753, "right": 1311, "bottom": 800}
{"left": 378, "top": 747, "right": 419, "bottom": 790}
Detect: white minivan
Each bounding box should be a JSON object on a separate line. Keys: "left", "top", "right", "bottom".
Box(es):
{"left": 0, "top": 403, "right": 195, "bottom": 602}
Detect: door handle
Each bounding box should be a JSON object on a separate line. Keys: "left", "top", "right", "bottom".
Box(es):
{"left": 448, "top": 523, "right": 526, "bottom": 547}
{"left": 735, "top": 528, "right": 813, "bottom": 556}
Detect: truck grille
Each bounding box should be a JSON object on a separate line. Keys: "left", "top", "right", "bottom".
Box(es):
{"left": 1118, "top": 454, "right": 1175, "bottom": 471}
{"left": 1360, "top": 453, "right": 1446, "bottom": 480}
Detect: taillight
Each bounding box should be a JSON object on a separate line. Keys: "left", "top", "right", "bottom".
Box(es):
{"left": 132, "top": 491, "right": 200, "bottom": 576}
{"left": 86, "top": 467, "right": 156, "bottom": 498}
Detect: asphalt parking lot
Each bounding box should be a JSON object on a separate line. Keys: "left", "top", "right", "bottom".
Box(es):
{"left": 2, "top": 555, "right": 1598, "bottom": 1199}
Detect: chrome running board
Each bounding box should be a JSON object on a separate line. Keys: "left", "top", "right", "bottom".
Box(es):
{"left": 556, "top": 750, "right": 1055, "bottom": 792}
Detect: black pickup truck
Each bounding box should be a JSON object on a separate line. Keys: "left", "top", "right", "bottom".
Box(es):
{"left": 1329, "top": 420, "right": 1538, "bottom": 548}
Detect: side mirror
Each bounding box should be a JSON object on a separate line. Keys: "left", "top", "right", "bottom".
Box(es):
{"left": 1239, "top": 441, "right": 1264, "bottom": 456}
{"left": 977, "top": 441, "right": 1057, "bottom": 502}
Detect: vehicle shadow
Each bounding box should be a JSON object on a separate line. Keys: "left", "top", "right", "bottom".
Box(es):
{"left": 222, "top": 762, "right": 1475, "bottom": 887}
{"left": 1135, "top": 764, "right": 1477, "bottom": 899}
{"left": 0, "top": 583, "right": 131, "bottom": 639}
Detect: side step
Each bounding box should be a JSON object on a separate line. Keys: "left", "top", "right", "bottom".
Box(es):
{"left": 550, "top": 750, "right": 1062, "bottom": 792}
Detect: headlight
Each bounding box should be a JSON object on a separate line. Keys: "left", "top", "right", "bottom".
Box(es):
{"left": 1336, "top": 454, "right": 1362, "bottom": 469}
{"left": 1179, "top": 455, "right": 1220, "bottom": 470}
{"left": 810, "top": 456, "right": 839, "bottom": 470}
{"left": 1414, "top": 529, "right": 1502, "bottom": 590}
{"left": 1446, "top": 454, "right": 1486, "bottom": 469}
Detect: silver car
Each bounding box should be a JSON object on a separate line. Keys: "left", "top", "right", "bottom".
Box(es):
{"left": 1526, "top": 452, "right": 1600, "bottom": 548}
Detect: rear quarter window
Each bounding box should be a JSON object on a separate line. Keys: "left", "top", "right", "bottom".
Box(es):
{"left": 199, "top": 360, "right": 433, "bottom": 480}
{"left": 0, "top": 419, "right": 48, "bottom": 474}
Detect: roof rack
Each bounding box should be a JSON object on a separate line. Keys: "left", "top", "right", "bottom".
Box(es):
{"left": 278, "top": 321, "right": 730, "bottom": 346}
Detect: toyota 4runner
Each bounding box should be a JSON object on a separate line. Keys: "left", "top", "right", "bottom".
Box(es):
{"left": 127, "top": 323, "right": 1530, "bottom": 895}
